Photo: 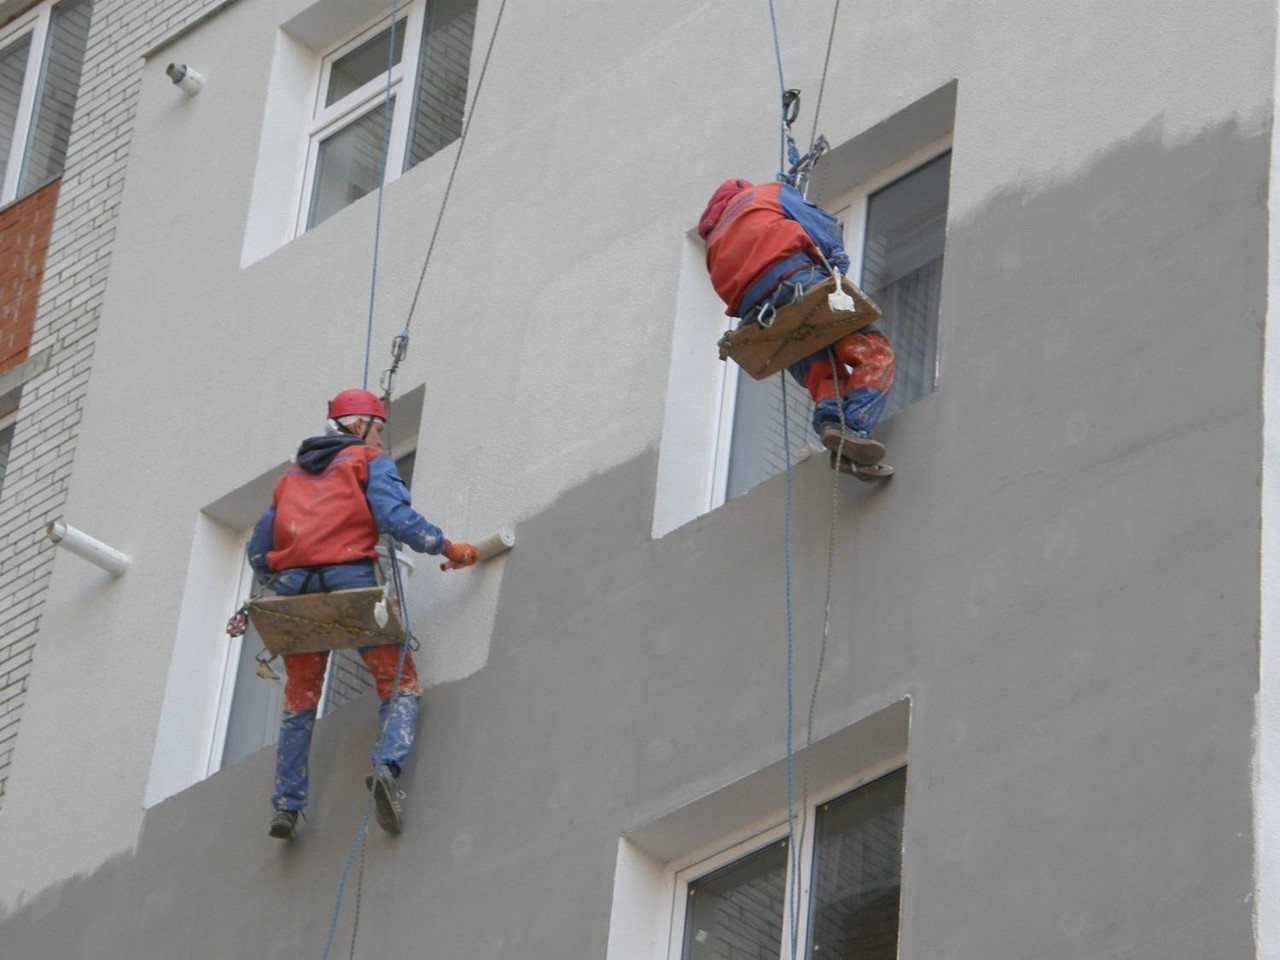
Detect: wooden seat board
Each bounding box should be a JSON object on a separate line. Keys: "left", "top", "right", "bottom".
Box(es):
{"left": 247, "top": 586, "right": 405, "bottom": 656}
{"left": 719, "top": 276, "right": 881, "bottom": 380}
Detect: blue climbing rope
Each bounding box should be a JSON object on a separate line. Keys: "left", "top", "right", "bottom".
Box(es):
{"left": 778, "top": 372, "right": 802, "bottom": 960}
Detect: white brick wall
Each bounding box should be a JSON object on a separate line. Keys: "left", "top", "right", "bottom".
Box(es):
{"left": 0, "top": 0, "right": 227, "bottom": 810}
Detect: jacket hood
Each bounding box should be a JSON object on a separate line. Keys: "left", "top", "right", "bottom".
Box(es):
{"left": 697, "top": 178, "right": 753, "bottom": 239}
{"left": 295, "top": 433, "right": 366, "bottom": 473}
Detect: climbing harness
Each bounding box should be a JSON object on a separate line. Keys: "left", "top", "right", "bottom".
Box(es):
{"left": 719, "top": 272, "right": 881, "bottom": 380}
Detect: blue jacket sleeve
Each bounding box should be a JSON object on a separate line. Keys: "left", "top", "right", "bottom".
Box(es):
{"left": 778, "top": 184, "right": 851, "bottom": 275}
{"left": 365, "top": 455, "right": 446, "bottom": 555}
{"left": 247, "top": 507, "right": 275, "bottom": 580}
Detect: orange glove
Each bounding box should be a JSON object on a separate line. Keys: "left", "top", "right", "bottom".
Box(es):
{"left": 440, "top": 538, "right": 480, "bottom": 571}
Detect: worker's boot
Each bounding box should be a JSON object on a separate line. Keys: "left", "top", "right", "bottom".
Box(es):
{"left": 818, "top": 423, "right": 886, "bottom": 464}
{"left": 830, "top": 451, "right": 894, "bottom": 483}
{"left": 366, "top": 763, "right": 404, "bottom": 835}
{"left": 268, "top": 808, "right": 300, "bottom": 841}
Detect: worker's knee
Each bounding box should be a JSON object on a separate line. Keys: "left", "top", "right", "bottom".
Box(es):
{"left": 282, "top": 652, "right": 327, "bottom": 712}
{"left": 361, "top": 645, "right": 423, "bottom": 700}
{"left": 837, "top": 331, "right": 895, "bottom": 392}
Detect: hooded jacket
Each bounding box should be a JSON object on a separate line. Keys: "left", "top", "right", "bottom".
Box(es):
{"left": 247, "top": 433, "right": 444, "bottom": 575}
{"left": 698, "top": 179, "right": 851, "bottom": 318}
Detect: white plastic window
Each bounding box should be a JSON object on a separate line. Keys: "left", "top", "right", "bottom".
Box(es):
{"left": 0, "top": 0, "right": 91, "bottom": 206}
{"left": 298, "top": 0, "right": 475, "bottom": 233}
{"left": 667, "top": 767, "right": 907, "bottom": 960}
{"left": 0, "top": 410, "right": 16, "bottom": 497}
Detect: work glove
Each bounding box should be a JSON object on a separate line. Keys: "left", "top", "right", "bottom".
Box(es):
{"left": 226, "top": 610, "right": 248, "bottom": 638}
{"left": 440, "top": 538, "right": 480, "bottom": 571}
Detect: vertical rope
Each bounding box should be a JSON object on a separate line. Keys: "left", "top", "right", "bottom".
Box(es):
{"left": 808, "top": 0, "right": 843, "bottom": 149}
{"left": 319, "top": 808, "right": 372, "bottom": 960}
{"left": 403, "top": 0, "right": 511, "bottom": 332}
{"left": 765, "top": 0, "right": 788, "bottom": 178}
{"left": 363, "top": 0, "right": 400, "bottom": 390}
{"left": 778, "top": 371, "right": 801, "bottom": 960}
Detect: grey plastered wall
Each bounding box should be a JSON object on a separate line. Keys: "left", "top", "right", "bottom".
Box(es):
{"left": 0, "top": 0, "right": 1273, "bottom": 958}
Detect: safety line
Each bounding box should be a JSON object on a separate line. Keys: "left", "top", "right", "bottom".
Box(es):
{"left": 320, "top": 806, "right": 372, "bottom": 959}
{"left": 765, "top": 0, "right": 788, "bottom": 179}
{"left": 402, "top": 0, "right": 510, "bottom": 333}
{"left": 363, "top": 0, "right": 400, "bottom": 391}
{"left": 777, "top": 371, "right": 802, "bottom": 960}
{"left": 808, "top": 0, "right": 843, "bottom": 149}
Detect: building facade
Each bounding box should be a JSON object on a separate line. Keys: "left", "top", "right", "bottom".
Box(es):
{"left": 0, "top": 0, "right": 1277, "bottom": 957}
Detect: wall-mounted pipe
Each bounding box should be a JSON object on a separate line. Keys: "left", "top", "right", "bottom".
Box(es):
{"left": 476, "top": 528, "right": 515, "bottom": 562}
{"left": 45, "top": 521, "right": 131, "bottom": 576}
{"left": 166, "top": 63, "right": 206, "bottom": 96}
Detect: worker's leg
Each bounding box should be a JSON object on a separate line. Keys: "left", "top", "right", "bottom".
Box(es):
{"left": 359, "top": 644, "right": 423, "bottom": 772}
{"left": 835, "top": 329, "right": 895, "bottom": 433}
{"left": 272, "top": 651, "right": 328, "bottom": 810}
{"left": 793, "top": 348, "right": 851, "bottom": 435}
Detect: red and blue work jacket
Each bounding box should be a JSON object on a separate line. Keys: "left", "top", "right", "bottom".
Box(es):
{"left": 698, "top": 179, "right": 851, "bottom": 318}
{"left": 247, "top": 434, "right": 444, "bottom": 576}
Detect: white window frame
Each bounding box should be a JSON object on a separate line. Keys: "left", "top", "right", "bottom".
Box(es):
{"left": 662, "top": 755, "right": 907, "bottom": 960}
{"left": 707, "top": 135, "right": 953, "bottom": 513}
{"left": 0, "top": 406, "right": 18, "bottom": 494}
{"left": 0, "top": 1, "right": 53, "bottom": 205}
{"left": 295, "top": 1, "right": 429, "bottom": 235}
{"left": 205, "top": 545, "right": 260, "bottom": 776}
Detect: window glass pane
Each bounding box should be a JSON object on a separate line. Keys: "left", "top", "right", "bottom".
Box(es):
{"left": 221, "top": 618, "right": 282, "bottom": 768}
{"left": 806, "top": 768, "right": 906, "bottom": 960}
{"left": 0, "top": 35, "right": 32, "bottom": 181}
{"left": 307, "top": 100, "right": 391, "bottom": 230}
{"left": 683, "top": 838, "right": 788, "bottom": 960}
{"left": 325, "top": 20, "right": 405, "bottom": 107}
{"left": 725, "top": 369, "right": 811, "bottom": 502}
{"left": 0, "top": 421, "right": 14, "bottom": 495}
{"left": 20, "top": 0, "right": 92, "bottom": 193}
{"left": 861, "top": 152, "right": 950, "bottom": 418}
{"left": 405, "top": 0, "right": 474, "bottom": 168}
{"left": 395, "top": 448, "right": 416, "bottom": 488}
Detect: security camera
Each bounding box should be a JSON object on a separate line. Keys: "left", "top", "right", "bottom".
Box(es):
{"left": 166, "top": 63, "right": 205, "bottom": 96}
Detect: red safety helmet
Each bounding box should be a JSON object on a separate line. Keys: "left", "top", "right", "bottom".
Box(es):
{"left": 328, "top": 389, "right": 387, "bottom": 422}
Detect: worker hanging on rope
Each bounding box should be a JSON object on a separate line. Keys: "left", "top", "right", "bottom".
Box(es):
{"left": 698, "top": 176, "right": 896, "bottom": 480}
{"left": 243, "top": 389, "right": 480, "bottom": 841}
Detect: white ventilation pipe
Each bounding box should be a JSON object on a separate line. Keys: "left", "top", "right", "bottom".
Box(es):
{"left": 165, "top": 63, "right": 206, "bottom": 96}
{"left": 45, "top": 521, "right": 131, "bottom": 576}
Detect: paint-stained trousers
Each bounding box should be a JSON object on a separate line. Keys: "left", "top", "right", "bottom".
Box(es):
{"left": 763, "top": 265, "right": 896, "bottom": 436}
{"left": 268, "top": 561, "right": 422, "bottom": 812}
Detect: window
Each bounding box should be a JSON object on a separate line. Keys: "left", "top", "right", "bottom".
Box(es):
{"left": 0, "top": 0, "right": 91, "bottom": 206}
{"left": 716, "top": 145, "right": 952, "bottom": 503}
{"left": 298, "top": 0, "right": 474, "bottom": 232}
{"left": 671, "top": 768, "right": 906, "bottom": 960}
{"left": 0, "top": 410, "right": 15, "bottom": 496}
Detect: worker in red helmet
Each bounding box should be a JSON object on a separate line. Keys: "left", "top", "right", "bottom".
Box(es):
{"left": 698, "top": 178, "right": 895, "bottom": 476}
{"left": 246, "top": 388, "right": 479, "bottom": 840}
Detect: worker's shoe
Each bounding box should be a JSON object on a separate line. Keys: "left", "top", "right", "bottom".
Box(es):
{"left": 268, "top": 808, "right": 300, "bottom": 841}
{"left": 830, "top": 451, "right": 894, "bottom": 483}
{"left": 819, "top": 423, "right": 886, "bottom": 465}
{"left": 366, "top": 764, "right": 404, "bottom": 835}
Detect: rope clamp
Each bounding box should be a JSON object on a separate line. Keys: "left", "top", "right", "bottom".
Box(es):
{"left": 782, "top": 88, "right": 801, "bottom": 127}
